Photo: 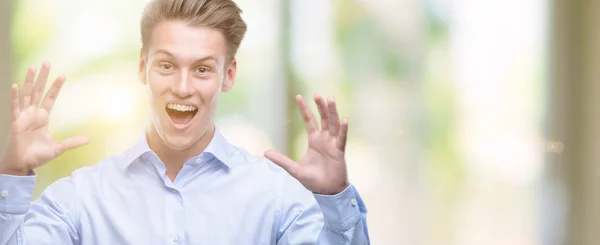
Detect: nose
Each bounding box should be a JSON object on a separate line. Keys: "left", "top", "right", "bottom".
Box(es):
{"left": 171, "top": 70, "right": 195, "bottom": 97}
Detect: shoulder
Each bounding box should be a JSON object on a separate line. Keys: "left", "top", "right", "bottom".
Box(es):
{"left": 229, "top": 145, "right": 314, "bottom": 201}
{"left": 42, "top": 153, "right": 131, "bottom": 198}
{"left": 68, "top": 155, "right": 123, "bottom": 182}
{"left": 228, "top": 145, "right": 289, "bottom": 180}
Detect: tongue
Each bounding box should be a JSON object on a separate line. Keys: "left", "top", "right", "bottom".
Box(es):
{"left": 167, "top": 109, "right": 195, "bottom": 125}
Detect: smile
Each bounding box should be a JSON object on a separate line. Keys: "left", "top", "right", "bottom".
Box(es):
{"left": 165, "top": 103, "right": 198, "bottom": 129}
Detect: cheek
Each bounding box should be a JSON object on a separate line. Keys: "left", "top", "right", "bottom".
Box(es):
{"left": 147, "top": 73, "right": 171, "bottom": 97}
{"left": 200, "top": 81, "right": 221, "bottom": 102}
{"left": 147, "top": 71, "right": 171, "bottom": 88}
{"left": 146, "top": 87, "right": 168, "bottom": 115}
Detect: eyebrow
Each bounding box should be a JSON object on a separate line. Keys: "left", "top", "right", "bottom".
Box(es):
{"left": 154, "top": 49, "right": 218, "bottom": 64}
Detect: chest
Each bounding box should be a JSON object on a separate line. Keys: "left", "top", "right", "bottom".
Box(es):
{"left": 76, "top": 178, "right": 279, "bottom": 245}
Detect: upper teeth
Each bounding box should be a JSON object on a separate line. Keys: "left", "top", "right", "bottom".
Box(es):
{"left": 167, "top": 103, "right": 197, "bottom": 112}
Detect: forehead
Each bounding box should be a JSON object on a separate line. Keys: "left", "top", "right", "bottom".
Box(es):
{"left": 148, "top": 20, "right": 227, "bottom": 61}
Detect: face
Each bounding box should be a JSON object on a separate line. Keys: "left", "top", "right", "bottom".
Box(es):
{"left": 139, "top": 20, "right": 237, "bottom": 151}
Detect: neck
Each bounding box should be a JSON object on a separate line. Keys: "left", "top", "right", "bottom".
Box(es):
{"left": 146, "top": 124, "right": 215, "bottom": 181}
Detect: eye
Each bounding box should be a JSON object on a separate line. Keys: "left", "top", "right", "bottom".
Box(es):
{"left": 161, "top": 63, "right": 173, "bottom": 70}
{"left": 195, "top": 67, "right": 209, "bottom": 74}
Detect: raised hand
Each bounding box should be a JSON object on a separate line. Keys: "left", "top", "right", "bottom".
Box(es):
{"left": 265, "top": 94, "right": 349, "bottom": 195}
{"left": 0, "top": 62, "right": 88, "bottom": 176}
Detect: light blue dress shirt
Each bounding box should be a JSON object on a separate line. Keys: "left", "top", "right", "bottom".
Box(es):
{"left": 0, "top": 130, "right": 370, "bottom": 244}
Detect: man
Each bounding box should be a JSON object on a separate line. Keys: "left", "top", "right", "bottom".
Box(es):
{"left": 0, "top": 0, "right": 370, "bottom": 244}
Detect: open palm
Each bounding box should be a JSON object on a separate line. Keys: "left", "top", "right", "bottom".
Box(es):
{"left": 0, "top": 62, "right": 88, "bottom": 175}
{"left": 265, "top": 94, "right": 349, "bottom": 195}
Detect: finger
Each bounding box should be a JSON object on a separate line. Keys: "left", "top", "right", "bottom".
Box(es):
{"left": 296, "top": 95, "right": 318, "bottom": 134}
{"left": 41, "top": 75, "right": 66, "bottom": 113}
{"left": 314, "top": 94, "right": 329, "bottom": 132}
{"left": 327, "top": 97, "right": 340, "bottom": 137}
{"left": 264, "top": 150, "right": 300, "bottom": 178}
{"left": 55, "top": 136, "right": 89, "bottom": 156}
{"left": 10, "top": 84, "right": 20, "bottom": 122}
{"left": 20, "top": 66, "right": 37, "bottom": 109}
{"left": 336, "top": 119, "right": 349, "bottom": 151}
{"left": 30, "top": 62, "right": 51, "bottom": 107}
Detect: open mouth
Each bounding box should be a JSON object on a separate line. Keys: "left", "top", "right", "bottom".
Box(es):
{"left": 166, "top": 103, "right": 198, "bottom": 127}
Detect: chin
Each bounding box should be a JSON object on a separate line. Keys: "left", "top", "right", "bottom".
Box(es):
{"left": 161, "top": 134, "right": 196, "bottom": 151}
{"left": 156, "top": 119, "right": 205, "bottom": 151}
{"left": 153, "top": 119, "right": 211, "bottom": 152}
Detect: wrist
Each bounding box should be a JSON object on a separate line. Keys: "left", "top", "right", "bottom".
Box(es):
{"left": 0, "top": 160, "right": 30, "bottom": 176}
{"left": 316, "top": 181, "right": 350, "bottom": 196}
{"left": 0, "top": 168, "right": 30, "bottom": 176}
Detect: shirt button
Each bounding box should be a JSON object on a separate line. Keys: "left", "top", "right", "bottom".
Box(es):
{"left": 1, "top": 190, "right": 8, "bottom": 198}
{"left": 350, "top": 198, "right": 357, "bottom": 207}
{"left": 171, "top": 235, "right": 179, "bottom": 242}
{"left": 195, "top": 158, "right": 202, "bottom": 164}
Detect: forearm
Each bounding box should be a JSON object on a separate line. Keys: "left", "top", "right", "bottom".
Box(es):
{"left": 276, "top": 182, "right": 371, "bottom": 245}
{"left": 0, "top": 214, "right": 27, "bottom": 245}
{"left": 313, "top": 184, "right": 370, "bottom": 245}
{"left": 317, "top": 220, "right": 369, "bottom": 245}
{"left": 0, "top": 174, "right": 79, "bottom": 245}
{"left": 0, "top": 174, "right": 35, "bottom": 245}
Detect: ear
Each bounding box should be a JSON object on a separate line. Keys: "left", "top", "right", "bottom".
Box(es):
{"left": 139, "top": 49, "right": 147, "bottom": 85}
{"left": 221, "top": 59, "right": 237, "bottom": 92}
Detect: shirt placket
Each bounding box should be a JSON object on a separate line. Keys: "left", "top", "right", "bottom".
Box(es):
{"left": 165, "top": 185, "right": 185, "bottom": 244}
{"left": 148, "top": 152, "right": 186, "bottom": 245}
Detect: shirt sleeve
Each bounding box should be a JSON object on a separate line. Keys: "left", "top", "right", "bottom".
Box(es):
{"left": 275, "top": 174, "right": 370, "bottom": 245}
{"left": 0, "top": 174, "right": 36, "bottom": 214}
{"left": 0, "top": 174, "right": 79, "bottom": 245}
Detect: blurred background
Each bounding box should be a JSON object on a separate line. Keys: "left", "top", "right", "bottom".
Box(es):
{"left": 0, "top": 0, "right": 598, "bottom": 244}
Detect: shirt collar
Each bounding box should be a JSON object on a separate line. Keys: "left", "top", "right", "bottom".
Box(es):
{"left": 122, "top": 128, "right": 235, "bottom": 169}
{"left": 201, "top": 129, "right": 234, "bottom": 168}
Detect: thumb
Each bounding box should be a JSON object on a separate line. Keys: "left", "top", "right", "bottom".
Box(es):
{"left": 55, "top": 136, "right": 89, "bottom": 156}
{"left": 264, "top": 150, "right": 299, "bottom": 178}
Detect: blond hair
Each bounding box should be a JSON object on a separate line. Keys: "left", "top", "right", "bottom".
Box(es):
{"left": 140, "top": 0, "right": 247, "bottom": 62}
